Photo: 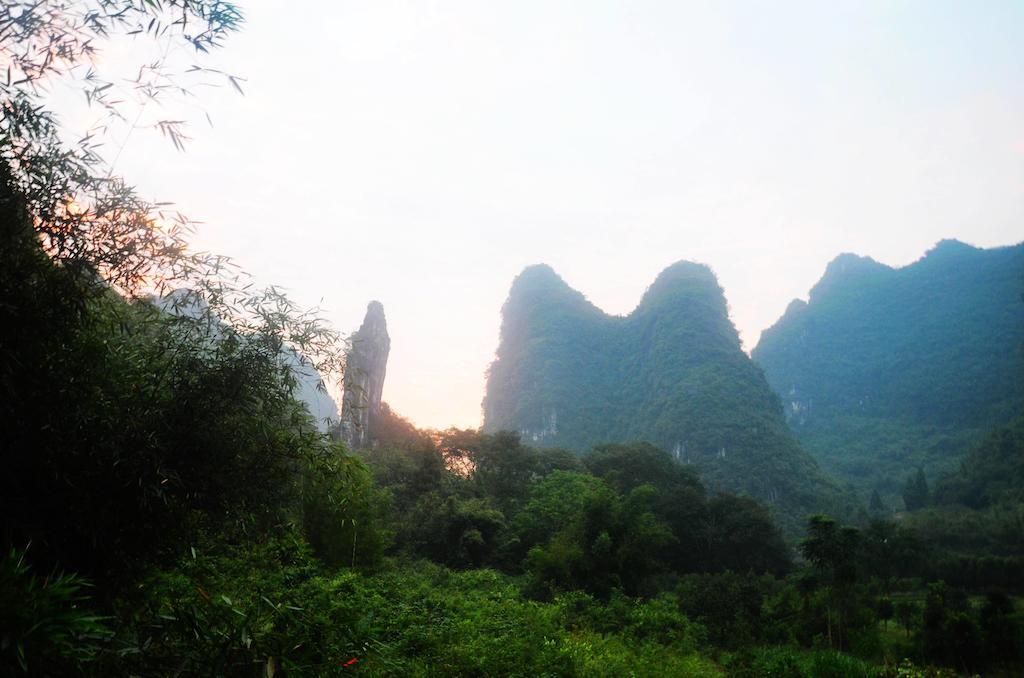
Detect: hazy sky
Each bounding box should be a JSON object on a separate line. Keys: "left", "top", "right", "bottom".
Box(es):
{"left": 59, "top": 1, "right": 1024, "bottom": 428}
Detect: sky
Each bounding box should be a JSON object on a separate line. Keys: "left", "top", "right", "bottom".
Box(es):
{"left": 52, "top": 1, "right": 1024, "bottom": 429}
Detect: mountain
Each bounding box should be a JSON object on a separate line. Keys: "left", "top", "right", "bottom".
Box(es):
{"left": 752, "top": 240, "right": 1024, "bottom": 504}
{"left": 339, "top": 301, "right": 391, "bottom": 448}
{"left": 288, "top": 355, "right": 340, "bottom": 433}
{"left": 483, "top": 261, "right": 848, "bottom": 532}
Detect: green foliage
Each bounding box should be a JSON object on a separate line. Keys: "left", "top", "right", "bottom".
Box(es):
{"left": 106, "top": 543, "right": 717, "bottom": 677}
{"left": 876, "top": 597, "right": 895, "bottom": 629}
{"left": 583, "top": 441, "right": 702, "bottom": 494}
{"left": 902, "top": 469, "right": 931, "bottom": 512}
{"left": 302, "top": 449, "right": 391, "bottom": 569}
{"left": 457, "top": 429, "right": 542, "bottom": 514}
{"left": 870, "top": 489, "right": 887, "bottom": 516}
{"left": 801, "top": 516, "right": 861, "bottom": 587}
{"left": 0, "top": 261, "right": 328, "bottom": 580}
{"left": 1, "top": 0, "right": 244, "bottom": 293}
{"left": 676, "top": 572, "right": 776, "bottom": 648}
{"left": 1, "top": 140, "right": 347, "bottom": 588}
{"left": 511, "top": 471, "right": 607, "bottom": 551}
{"left": 369, "top": 402, "right": 436, "bottom": 449}
{"left": 512, "top": 446, "right": 790, "bottom": 597}
{"left": 894, "top": 413, "right": 1024, "bottom": 590}
{"left": 753, "top": 242, "right": 1024, "bottom": 500}
{"left": 798, "top": 516, "right": 876, "bottom": 652}
{"left": 0, "top": 137, "right": 365, "bottom": 673}
{"left": 920, "top": 582, "right": 980, "bottom": 672}
{"left": 703, "top": 494, "right": 792, "bottom": 575}
{"left": 407, "top": 493, "right": 507, "bottom": 568}
{"left": 894, "top": 599, "right": 920, "bottom": 638}
{"left": 934, "top": 411, "right": 1024, "bottom": 509}
{"left": 107, "top": 532, "right": 368, "bottom": 675}
{"left": 860, "top": 521, "right": 926, "bottom": 589}
{"left": 483, "top": 262, "right": 852, "bottom": 534}
{"left": 724, "top": 646, "right": 880, "bottom": 678}
{"left": 0, "top": 548, "right": 109, "bottom": 674}
{"left": 522, "top": 477, "right": 675, "bottom": 597}
{"left": 6, "top": 162, "right": 1017, "bottom": 676}
{"left": 978, "top": 591, "right": 1024, "bottom": 666}
{"left": 6, "top": 6, "right": 1024, "bottom": 676}
{"left": 882, "top": 660, "right": 959, "bottom": 678}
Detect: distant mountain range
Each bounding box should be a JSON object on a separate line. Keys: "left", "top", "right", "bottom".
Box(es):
{"left": 753, "top": 239, "right": 1024, "bottom": 505}
{"left": 483, "top": 261, "right": 850, "bottom": 532}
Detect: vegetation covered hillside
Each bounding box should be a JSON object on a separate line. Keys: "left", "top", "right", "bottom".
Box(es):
{"left": 752, "top": 240, "right": 1024, "bottom": 505}
{"left": 483, "top": 262, "right": 850, "bottom": 533}
{"left": 899, "top": 411, "right": 1024, "bottom": 590}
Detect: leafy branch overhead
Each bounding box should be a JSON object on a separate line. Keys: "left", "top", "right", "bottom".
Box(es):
{"left": 0, "top": 0, "right": 342, "bottom": 381}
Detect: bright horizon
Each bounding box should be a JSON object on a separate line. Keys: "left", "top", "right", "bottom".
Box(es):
{"left": 53, "top": 1, "right": 1023, "bottom": 429}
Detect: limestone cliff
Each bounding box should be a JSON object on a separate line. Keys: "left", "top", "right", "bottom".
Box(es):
{"left": 340, "top": 301, "right": 390, "bottom": 448}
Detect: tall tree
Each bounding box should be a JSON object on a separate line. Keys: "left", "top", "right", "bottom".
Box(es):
{"left": 869, "top": 489, "right": 886, "bottom": 515}
{"left": 799, "top": 515, "right": 862, "bottom": 650}
{"left": 902, "top": 468, "right": 930, "bottom": 512}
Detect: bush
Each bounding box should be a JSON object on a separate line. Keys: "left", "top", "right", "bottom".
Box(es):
{"left": 725, "top": 646, "right": 878, "bottom": 678}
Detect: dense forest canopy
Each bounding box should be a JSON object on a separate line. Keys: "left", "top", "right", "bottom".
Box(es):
{"left": 753, "top": 239, "right": 1024, "bottom": 505}
{"left": 483, "top": 261, "right": 851, "bottom": 534}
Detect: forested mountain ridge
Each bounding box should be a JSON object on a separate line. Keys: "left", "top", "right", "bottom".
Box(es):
{"left": 752, "top": 240, "right": 1024, "bottom": 504}
{"left": 483, "top": 261, "right": 850, "bottom": 532}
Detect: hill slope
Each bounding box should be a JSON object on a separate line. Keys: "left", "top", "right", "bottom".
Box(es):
{"left": 752, "top": 240, "right": 1024, "bottom": 504}
{"left": 483, "top": 262, "right": 847, "bottom": 531}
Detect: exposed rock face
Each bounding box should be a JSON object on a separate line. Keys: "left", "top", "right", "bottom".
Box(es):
{"left": 340, "top": 301, "right": 390, "bottom": 448}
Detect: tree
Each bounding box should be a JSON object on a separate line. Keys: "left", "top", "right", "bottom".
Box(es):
{"left": 922, "top": 581, "right": 981, "bottom": 672}
{"left": 702, "top": 495, "right": 790, "bottom": 575}
{"left": 520, "top": 473, "right": 620, "bottom": 596}
{"left": 876, "top": 597, "right": 894, "bottom": 630}
{"left": 302, "top": 451, "right": 390, "bottom": 569}
{"left": 902, "top": 468, "right": 930, "bottom": 512}
{"left": 407, "top": 494, "right": 506, "bottom": 568}
{"left": 894, "top": 599, "right": 918, "bottom": 638}
{"left": 2, "top": 1, "right": 239, "bottom": 289}
{"left": 860, "top": 519, "right": 925, "bottom": 590}
{"left": 583, "top": 442, "right": 700, "bottom": 495}
{"left": 512, "top": 471, "right": 606, "bottom": 552}
{"left": 799, "top": 515, "right": 863, "bottom": 650}
{"left": 979, "top": 591, "right": 1021, "bottom": 664}
{"left": 1, "top": 0, "right": 350, "bottom": 585}
{"left": 0, "top": 1, "right": 343, "bottom": 379}
{"left": 869, "top": 489, "right": 886, "bottom": 515}
{"left": 467, "top": 431, "right": 540, "bottom": 513}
